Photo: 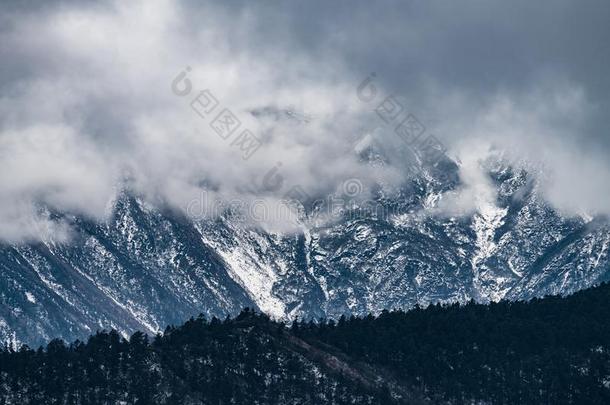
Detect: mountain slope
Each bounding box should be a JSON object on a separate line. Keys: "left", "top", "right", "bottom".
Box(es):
{"left": 1, "top": 154, "right": 609, "bottom": 346}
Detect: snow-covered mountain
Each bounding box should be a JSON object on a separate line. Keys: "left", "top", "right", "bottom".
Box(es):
{"left": 1, "top": 149, "right": 609, "bottom": 347}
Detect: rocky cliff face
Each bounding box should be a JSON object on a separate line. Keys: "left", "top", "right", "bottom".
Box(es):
{"left": 1, "top": 151, "right": 609, "bottom": 347}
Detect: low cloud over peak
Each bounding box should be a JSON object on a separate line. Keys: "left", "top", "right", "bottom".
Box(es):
{"left": 0, "top": 0, "right": 609, "bottom": 241}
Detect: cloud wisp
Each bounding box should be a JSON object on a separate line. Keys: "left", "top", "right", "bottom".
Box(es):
{"left": 0, "top": 0, "right": 609, "bottom": 241}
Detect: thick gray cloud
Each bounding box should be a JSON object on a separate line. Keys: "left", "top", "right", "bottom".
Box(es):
{"left": 0, "top": 0, "right": 609, "bottom": 241}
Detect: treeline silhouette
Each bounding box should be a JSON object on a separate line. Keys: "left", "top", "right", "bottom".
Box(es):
{"left": 1, "top": 282, "right": 609, "bottom": 404}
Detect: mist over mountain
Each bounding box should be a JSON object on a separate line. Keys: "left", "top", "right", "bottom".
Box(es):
{"left": 1, "top": 147, "right": 608, "bottom": 347}
{"left": 1, "top": 0, "right": 610, "bottom": 243}
{"left": 1, "top": 1, "right": 610, "bottom": 403}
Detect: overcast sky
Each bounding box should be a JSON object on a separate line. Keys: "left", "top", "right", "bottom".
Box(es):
{"left": 0, "top": 0, "right": 609, "bottom": 241}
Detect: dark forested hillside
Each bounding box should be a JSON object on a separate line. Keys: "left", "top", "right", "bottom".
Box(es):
{"left": 296, "top": 282, "right": 610, "bottom": 404}
{"left": 0, "top": 309, "right": 421, "bottom": 405}
{"left": 1, "top": 283, "right": 609, "bottom": 404}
